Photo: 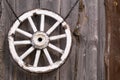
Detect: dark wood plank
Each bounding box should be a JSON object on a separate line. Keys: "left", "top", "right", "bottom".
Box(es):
{"left": 0, "top": 4, "right": 6, "bottom": 80}
{"left": 105, "top": 0, "right": 120, "bottom": 80}
{"left": 1, "top": 0, "right": 17, "bottom": 80}
{"left": 0, "top": 51, "right": 5, "bottom": 80}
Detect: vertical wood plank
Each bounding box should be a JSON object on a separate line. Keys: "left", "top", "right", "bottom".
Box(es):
{"left": 97, "top": 0, "right": 106, "bottom": 80}
{"left": 2, "top": 0, "right": 17, "bottom": 80}
{"left": 59, "top": 0, "right": 79, "bottom": 80}
{"left": 84, "top": 0, "right": 99, "bottom": 80}
{"left": 0, "top": 51, "right": 5, "bottom": 80}
{"left": 75, "top": 1, "right": 87, "bottom": 79}
{"left": 0, "top": 1, "right": 5, "bottom": 79}
{"left": 105, "top": 0, "right": 120, "bottom": 80}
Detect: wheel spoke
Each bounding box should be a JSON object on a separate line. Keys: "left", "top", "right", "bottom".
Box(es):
{"left": 33, "top": 50, "right": 41, "bottom": 67}
{"left": 43, "top": 48, "right": 53, "bottom": 65}
{"left": 50, "top": 34, "right": 66, "bottom": 41}
{"left": 14, "top": 40, "right": 31, "bottom": 45}
{"left": 46, "top": 21, "right": 60, "bottom": 35}
{"left": 40, "top": 14, "right": 45, "bottom": 31}
{"left": 28, "top": 16, "right": 37, "bottom": 32}
{"left": 20, "top": 46, "right": 34, "bottom": 60}
{"left": 48, "top": 43, "right": 63, "bottom": 54}
{"left": 16, "top": 28, "right": 32, "bottom": 38}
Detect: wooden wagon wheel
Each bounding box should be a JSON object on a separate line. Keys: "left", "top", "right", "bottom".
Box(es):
{"left": 8, "top": 9, "right": 72, "bottom": 73}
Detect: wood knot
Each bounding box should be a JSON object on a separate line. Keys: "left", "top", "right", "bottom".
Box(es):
{"left": 73, "top": 26, "right": 81, "bottom": 42}
{"left": 79, "top": 0, "right": 85, "bottom": 12}
{"left": 73, "top": 26, "right": 80, "bottom": 36}
{"left": 113, "top": 1, "right": 118, "bottom": 7}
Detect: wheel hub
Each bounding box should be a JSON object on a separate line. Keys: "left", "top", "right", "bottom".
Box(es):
{"left": 31, "top": 32, "right": 49, "bottom": 49}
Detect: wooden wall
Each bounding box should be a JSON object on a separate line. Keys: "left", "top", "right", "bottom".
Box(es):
{"left": 0, "top": 0, "right": 105, "bottom": 80}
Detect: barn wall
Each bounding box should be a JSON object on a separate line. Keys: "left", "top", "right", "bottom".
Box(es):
{"left": 0, "top": 0, "right": 105, "bottom": 80}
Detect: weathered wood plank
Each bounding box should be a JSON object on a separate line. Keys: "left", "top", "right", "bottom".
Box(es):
{"left": 0, "top": 51, "right": 5, "bottom": 80}
{"left": 105, "top": 0, "right": 120, "bottom": 80}
{"left": 84, "top": 0, "right": 98, "bottom": 79}
{"left": 97, "top": 0, "right": 105, "bottom": 80}
{"left": 59, "top": 0, "right": 79, "bottom": 80}
{"left": 75, "top": 0, "right": 87, "bottom": 79}
{"left": 0, "top": 6, "right": 5, "bottom": 80}
{"left": 1, "top": 0, "right": 17, "bottom": 80}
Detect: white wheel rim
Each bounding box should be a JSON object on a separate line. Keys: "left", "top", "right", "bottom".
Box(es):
{"left": 8, "top": 9, "right": 72, "bottom": 73}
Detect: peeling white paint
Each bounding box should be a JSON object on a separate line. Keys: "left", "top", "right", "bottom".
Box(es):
{"left": 8, "top": 9, "right": 72, "bottom": 73}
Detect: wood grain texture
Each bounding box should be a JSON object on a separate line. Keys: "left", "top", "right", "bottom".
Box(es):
{"left": 0, "top": 0, "right": 105, "bottom": 80}
{"left": 98, "top": 0, "right": 106, "bottom": 80}
{"left": 105, "top": 0, "right": 120, "bottom": 80}
{"left": 0, "top": 51, "right": 5, "bottom": 80}
{"left": 59, "top": 0, "right": 78, "bottom": 80}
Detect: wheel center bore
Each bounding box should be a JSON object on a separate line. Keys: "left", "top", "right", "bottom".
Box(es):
{"left": 38, "top": 37, "right": 42, "bottom": 42}
{"left": 31, "top": 32, "right": 49, "bottom": 49}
